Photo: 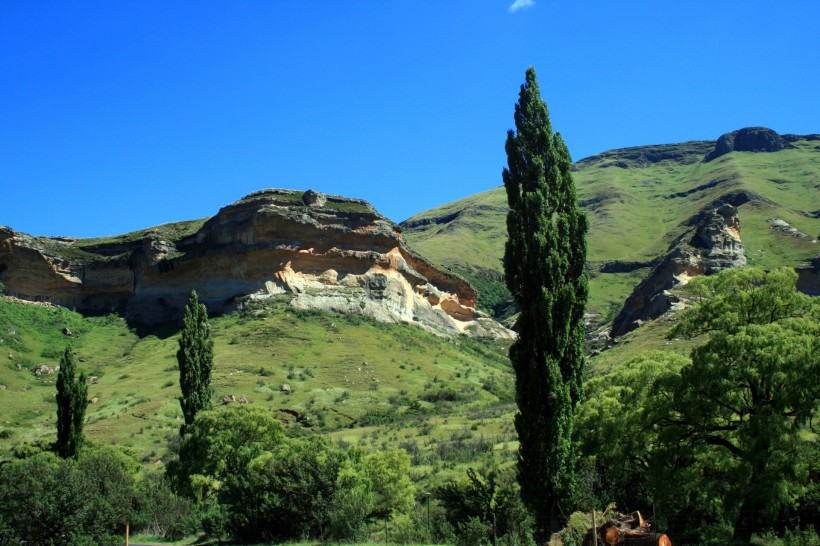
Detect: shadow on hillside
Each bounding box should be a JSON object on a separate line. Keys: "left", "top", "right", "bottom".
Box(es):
{"left": 124, "top": 318, "right": 180, "bottom": 340}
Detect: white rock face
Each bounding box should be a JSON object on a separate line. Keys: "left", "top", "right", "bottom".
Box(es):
{"left": 252, "top": 248, "right": 515, "bottom": 339}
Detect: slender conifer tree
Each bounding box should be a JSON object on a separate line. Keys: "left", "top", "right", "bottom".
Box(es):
{"left": 56, "top": 345, "right": 88, "bottom": 458}
{"left": 177, "top": 290, "right": 213, "bottom": 435}
{"left": 502, "top": 66, "right": 588, "bottom": 536}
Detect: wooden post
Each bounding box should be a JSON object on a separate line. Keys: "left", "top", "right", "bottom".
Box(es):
{"left": 125, "top": 522, "right": 129, "bottom": 546}
{"left": 592, "top": 509, "right": 597, "bottom": 546}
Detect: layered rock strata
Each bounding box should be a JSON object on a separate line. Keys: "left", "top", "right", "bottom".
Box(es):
{"left": 0, "top": 189, "right": 513, "bottom": 338}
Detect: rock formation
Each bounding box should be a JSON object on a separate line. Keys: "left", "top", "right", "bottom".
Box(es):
{"left": 610, "top": 204, "right": 747, "bottom": 337}
{"left": 0, "top": 189, "right": 513, "bottom": 338}
{"left": 704, "top": 127, "right": 789, "bottom": 162}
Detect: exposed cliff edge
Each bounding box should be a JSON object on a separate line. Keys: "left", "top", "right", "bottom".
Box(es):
{"left": 610, "top": 204, "right": 747, "bottom": 337}
{"left": 0, "top": 189, "right": 513, "bottom": 338}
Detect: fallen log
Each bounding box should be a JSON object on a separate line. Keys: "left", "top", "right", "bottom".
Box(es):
{"left": 584, "top": 510, "right": 671, "bottom": 546}
{"left": 613, "top": 531, "right": 671, "bottom": 546}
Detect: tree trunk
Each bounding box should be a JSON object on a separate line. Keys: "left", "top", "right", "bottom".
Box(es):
{"left": 732, "top": 493, "right": 759, "bottom": 542}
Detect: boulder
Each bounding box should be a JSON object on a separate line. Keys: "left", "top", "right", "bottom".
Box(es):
{"left": 704, "top": 127, "right": 787, "bottom": 162}
{"left": 33, "top": 364, "right": 57, "bottom": 377}
{"left": 302, "top": 189, "right": 327, "bottom": 207}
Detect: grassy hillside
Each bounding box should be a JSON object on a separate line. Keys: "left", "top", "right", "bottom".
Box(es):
{"left": 401, "top": 137, "right": 820, "bottom": 324}
{"left": 0, "top": 295, "right": 518, "bottom": 485}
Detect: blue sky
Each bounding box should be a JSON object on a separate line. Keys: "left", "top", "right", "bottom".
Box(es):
{"left": 2, "top": 1, "right": 818, "bottom": 237}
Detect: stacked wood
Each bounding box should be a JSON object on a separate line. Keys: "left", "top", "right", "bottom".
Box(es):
{"left": 584, "top": 510, "right": 671, "bottom": 546}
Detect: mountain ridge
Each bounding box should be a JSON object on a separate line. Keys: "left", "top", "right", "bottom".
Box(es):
{"left": 402, "top": 128, "right": 820, "bottom": 331}
{"left": 0, "top": 188, "right": 511, "bottom": 338}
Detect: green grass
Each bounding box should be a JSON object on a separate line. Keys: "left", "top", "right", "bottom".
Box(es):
{"left": 0, "top": 295, "right": 518, "bottom": 485}
{"left": 31, "top": 217, "right": 210, "bottom": 263}
{"left": 402, "top": 138, "right": 820, "bottom": 325}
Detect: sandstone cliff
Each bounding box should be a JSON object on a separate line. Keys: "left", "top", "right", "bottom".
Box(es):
{"left": 610, "top": 204, "right": 747, "bottom": 337}
{"left": 0, "top": 189, "right": 513, "bottom": 338}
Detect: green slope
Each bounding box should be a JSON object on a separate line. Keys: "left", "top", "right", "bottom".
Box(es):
{"left": 0, "top": 296, "right": 517, "bottom": 482}
{"left": 402, "top": 137, "right": 820, "bottom": 324}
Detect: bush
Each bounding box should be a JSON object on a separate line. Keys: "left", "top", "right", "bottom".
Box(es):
{"left": 437, "top": 467, "right": 534, "bottom": 546}
{"left": 136, "top": 471, "right": 199, "bottom": 540}
{"left": 0, "top": 445, "right": 141, "bottom": 545}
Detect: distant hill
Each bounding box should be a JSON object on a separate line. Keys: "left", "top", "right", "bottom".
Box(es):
{"left": 401, "top": 128, "right": 820, "bottom": 331}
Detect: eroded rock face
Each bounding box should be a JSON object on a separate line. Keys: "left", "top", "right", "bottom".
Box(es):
{"left": 0, "top": 189, "right": 513, "bottom": 338}
{"left": 610, "top": 204, "right": 747, "bottom": 337}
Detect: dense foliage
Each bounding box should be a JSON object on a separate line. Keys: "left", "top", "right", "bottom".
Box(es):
{"left": 168, "top": 404, "right": 420, "bottom": 542}
{"left": 0, "top": 445, "right": 143, "bottom": 545}
{"left": 576, "top": 268, "right": 819, "bottom": 544}
{"left": 176, "top": 290, "right": 214, "bottom": 434}
{"left": 663, "top": 268, "right": 819, "bottom": 541}
{"left": 56, "top": 345, "right": 88, "bottom": 458}
{"left": 503, "top": 65, "right": 589, "bottom": 535}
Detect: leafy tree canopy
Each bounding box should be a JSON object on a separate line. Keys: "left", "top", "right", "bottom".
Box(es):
{"left": 577, "top": 268, "right": 818, "bottom": 543}
{"left": 503, "top": 65, "right": 588, "bottom": 536}
{"left": 177, "top": 290, "right": 214, "bottom": 434}
{"left": 662, "top": 268, "right": 819, "bottom": 541}
{"left": 56, "top": 345, "right": 88, "bottom": 459}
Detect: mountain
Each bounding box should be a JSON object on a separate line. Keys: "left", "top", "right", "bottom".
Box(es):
{"left": 0, "top": 127, "right": 817, "bottom": 479}
{"left": 0, "top": 188, "right": 510, "bottom": 339}
{"left": 402, "top": 128, "right": 820, "bottom": 333}
{"left": 0, "top": 188, "right": 516, "bottom": 474}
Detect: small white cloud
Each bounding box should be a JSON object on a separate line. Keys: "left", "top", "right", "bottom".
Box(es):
{"left": 508, "top": 0, "right": 535, "bottom": 13}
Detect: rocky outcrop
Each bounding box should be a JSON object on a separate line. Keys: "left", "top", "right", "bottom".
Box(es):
{"left": 610, "top": 204, "right": 747, "bottom": 337}
{"left": 704, "top": 127, "right": 789, "bottom": 162}
{"left": 0, "top": 189, "right": 513, "bottom": 338}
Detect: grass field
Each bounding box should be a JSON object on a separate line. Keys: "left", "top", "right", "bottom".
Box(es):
{"left": 0, "top": 294, "right": 519, "bottom": 487}
{"left": 0, "top": 281, "right": 703, "bottom": 486}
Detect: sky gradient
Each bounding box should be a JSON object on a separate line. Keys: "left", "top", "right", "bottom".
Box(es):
{"left": 2, "top": 1, "right": 819, "bottom": 237}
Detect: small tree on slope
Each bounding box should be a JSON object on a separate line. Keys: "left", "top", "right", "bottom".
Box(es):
{"left": 56, "top": 345, "right": 88, "bottom": 458}
{"left": 502, "top": 66, "right": 589, "bottom": 537}
{"left": 177, "top": 290, "right": 214, "bottom": 435}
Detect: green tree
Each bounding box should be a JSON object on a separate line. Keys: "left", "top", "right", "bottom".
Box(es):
{"left": 56, "top": 345, "right": 88, "bottom": 458}
{"left": 362, "top": 448, "right": 416, "bottom": 519}
{"left": 168, "top": 405, "right": 284, "bottom": 500}
{"left": 576, "top": 351, "right": 688, "bottom": 504}
{"left": 0, "top": 446, "right": 142, "bottom": 546}
{"left": 437, "top": 466, "right": 534, "bottom": 546}
{"left": 167, "top": 405, "right": 285, "bottom": 537}
{"left": 502, "top": 66, "right": 589, "bottom": 535}
{"left": 177, "top": 290, "right": 214, "bottom": 434}
{"left": 660, "top": 268, "right": 819, "bottom": 542}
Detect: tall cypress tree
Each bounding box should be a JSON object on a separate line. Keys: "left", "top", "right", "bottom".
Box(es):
{"left": 177, "top": 290, "right": 214, "bottom": 435}
{"left": 502, "top": 66, "right": 588, "bottom": 536}
{"left": 56, "top": 345, "right": 88, "bottom": 458}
